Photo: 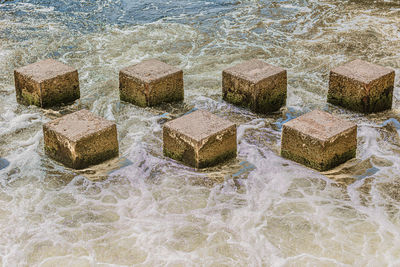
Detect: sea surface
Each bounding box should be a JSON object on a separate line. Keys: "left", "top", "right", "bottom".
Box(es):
{"left": 1, "top": 0, "right": 400, "bottom": 266}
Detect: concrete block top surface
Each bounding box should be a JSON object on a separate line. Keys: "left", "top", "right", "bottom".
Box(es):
{"left": 223, "top": 59, "right": 285, "bottom": 83}
{"left": 15, "top": 59, "right": 76, "bottom": 82}
{"left": 164, "top": 110, "right": 235, "bottom": 142}
{"left": 283, "top": 110, "right": 356, "bottom": 142}
{"left": 44, "top": 109, "right": 115, "bottom": 142}
{"left": 331, "top": 59, "right": 394, "bottom": 84}
{"left": 121, "top": 59, "right": 181, "bottom": 83}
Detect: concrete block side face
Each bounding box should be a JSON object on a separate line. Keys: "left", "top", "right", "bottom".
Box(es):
{"left": 119, "top": 71, "right": 147, "bottom": 107}
{"left": 254, "top": 71, "right": 287, "bottom": 113}
{"left": 74, "top": 125, "right": 119, "bottom": 169}
{"left": 43, "top": 125, "right": 77, "bottom": 168}
{"left": 328, "top": 71, "right": 395, "bottom": 113}
{"left": 163, "top": 126, "right": 197, "bottom": 167}
{"left": 40, "top": 70, "right": 80, "bottom": 108}
{"left": 14, "top": 70, "right": 42, "bottom": 107}
{"left": 321, "top": 126, "right": 357, "bottom": 170}
{"left": 281, "top": 125, "right": 357, "bottom": 171}
{"left": 328, "top": 72, "right": 367, "bottom": 112}
{"left": 367, "top": 72, "right": 395, "bottom": 113}
{"left": 281, "top": 125, "right": 325, "bottom": 170}
{"left": 44, "top": 111, "right": 119, "bottom": 169}
{"left": 222, "top": 71, "right": 255, "bottom": 109}
{"left": 197, "top": 126, "right": 237, "bottom": 168}
{"left": 148, "top": 71, "right": 184, "bottom": 106}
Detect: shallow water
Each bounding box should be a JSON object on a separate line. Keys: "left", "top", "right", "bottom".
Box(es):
{"left": 1, "top": 0, "right": 400, "bottom": 266}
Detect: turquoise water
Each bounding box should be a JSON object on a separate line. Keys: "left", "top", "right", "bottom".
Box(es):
{"left": 1, "top": 0, "right": 400, "bottom": 266}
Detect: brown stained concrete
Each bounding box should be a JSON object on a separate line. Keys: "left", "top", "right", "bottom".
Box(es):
{"left": 222, "top": 59, "right": 287, "bottom": 113}
{"left": 119, "top": 59, "right": 184, "bottom": 107}
{"left": 281, "top": 110, "right": 357, "bottom": 171}
{"left": 328, "top": 59, "right": 395, "bottom": 113}
{"left": 163, "top": 110, "right": 237, "bottom": 168}
{"left": 43, "top": 109, "right": 119, "bottom": 169}
{"left": 14, "top": 59, "right": 80, "bottom": 108}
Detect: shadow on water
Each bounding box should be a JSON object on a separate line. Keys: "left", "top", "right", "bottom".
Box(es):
{"left": 0, "top": 158, "right": 10, "bottom": 170}
{"left": 78, "top": 157, "right": 133, "bottom": 182}
{"left": 323, "top": 155, "right": 393, "bottom": 186}
{"left": 185, "top": 159, "right": 256, "bottom": 189}
{"left": 273, "top": 107, "right": 305, "bottom": 130}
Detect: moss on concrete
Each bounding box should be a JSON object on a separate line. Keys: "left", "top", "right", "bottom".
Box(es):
{"left": 120, "top": 91, "right": 148, "bottom": 107}
{"left": 254, "top": 91, "right": 286, "bottom": 113}
{"left": 198, "top": 150, "right": 236, "bottom": 169}
{"left": 163, "top": 148, "right": 182, "bottom": 162}
{"left": 164, "top": 146, "right": 196, "bottom": 168}
{"left": 164, "top": 147, "right": 236, "bottom": 169}
{"left": 41, "top": 85, "right": 80, "bottom": 108}
{"left": 223, "top": 91, "right": 251, "bottom": 108}
{"left": 328, "top": 86, "right": 393, "bottom": 113}
{"left": 72, "top": 148, "right": 119, "bottom": 169}
{"left": 20, "top": 90, "right": 41, "bottom": 106}
{"left": 282, "top": 148, "right": 356, "bottom": 171}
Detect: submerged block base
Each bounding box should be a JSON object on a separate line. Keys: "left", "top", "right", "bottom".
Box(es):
{"left": 281, "top": 110, "right": 357, "bottom": 171}
{"left": 14, "top": 59, "right": 80, "bottom": 108}
{"left": 281, "top": 148, "right": 356, "bottom": 172}
{"left": 222, "top": 59, "right": 287, "bottom": 113}
{"left": 328, "top": 59, "right": 395, "bottom": 113}
{"left": 163, "top": 110, "right": 237, "bottom": 168}
{"left": 43, "top": 109, "right": 119, "bottom": 169}
{"left": 119, "top": 59, "right": 184, "bottom": 107}
{"left": 327, "top": 85, "right": 394, "bottom": 114}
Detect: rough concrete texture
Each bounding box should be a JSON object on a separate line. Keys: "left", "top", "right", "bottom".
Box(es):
{"left": 163, "top": 110, "right": 237, "bottom": 168}
{"left": 281, "top": 110, "right": 357, "bottom": 171}
{"left": 14, "top": 59, "right": 80, "bottom": 107}
{"left": 119, "top": 59, "right": 184, "bottom": 107}
{"left": 328, "top": 59, "right": 395, "bottom": 113}
{"left": 43, "top": 109, "right": 119, "bottom": 169}
{"left": 222, "top": 59, "right": 287, "bottom": 113}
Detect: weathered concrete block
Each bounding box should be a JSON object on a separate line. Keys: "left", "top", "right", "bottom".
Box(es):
{"left": 14, "top": 59, "right": 80, "bottom": 107}
{"left": 43, "top": 109, "right": 119, "bottom": 169}
{"left": 281, "top": 110, "right": 357, "bottom": 171}
{"left": 119, "top": 59, "right": 184, "bottom": 107}
{"left": 328, "top": 59, "right": 395, "bottom": 113}
{"left": 163, "top": 110, "right": 236, "bottom": 168}
{"left": 222, "top": 59, "right": 287, "bottom": 113}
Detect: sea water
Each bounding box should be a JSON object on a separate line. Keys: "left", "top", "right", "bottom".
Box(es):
{"left": 1, "top": 0, "right": 400, "bottom": 266}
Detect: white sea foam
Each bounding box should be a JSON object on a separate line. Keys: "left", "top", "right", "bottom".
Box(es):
{"left": 1, "top": 0, "right": 400, "bottom": 266}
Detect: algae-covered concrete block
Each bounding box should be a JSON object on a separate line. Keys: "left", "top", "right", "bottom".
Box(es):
{"left": 163, "top": 110, "right": 236, "bottom": 168}
{"left": 43, "top": 109, "right": 119, "bottom": 169}
{"left": 281, "top": 110, "right": 357, "bottom": 171}
{"left": 222, "top": 59, "right": 287, "bottom": 113}
{"left": 119, "top": 59, "right": 184, "bottom": 107}
{"left": 328, "top": 59, "right": 395, "bottom": 113}
{"left": 14, "top": 59, "right": 80, "bottom": 107}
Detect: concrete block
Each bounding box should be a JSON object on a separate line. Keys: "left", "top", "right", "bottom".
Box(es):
{"left": 119, "top": 59, "right": 184, "bottom": 107}
{"left": 328, "top": 59, "right": 395, "bottom": 113}
{"left": 43, "top": 109, "right": 119, "bottom": 169}
{"left": 281, "top": 110, "right": 357, "bottom": 171}
{"left": 14, "top": 59, "right": 80, "bottom": 107}
{"left": 222, "top": 59, "right": 287, "bottom": 113}
{"left": 163, "top": 110, "right": 236, "bottom": 168}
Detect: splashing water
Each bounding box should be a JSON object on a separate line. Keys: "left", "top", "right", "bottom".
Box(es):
{"left": 1, "top": 0, "right": 400, "bottom": 266}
